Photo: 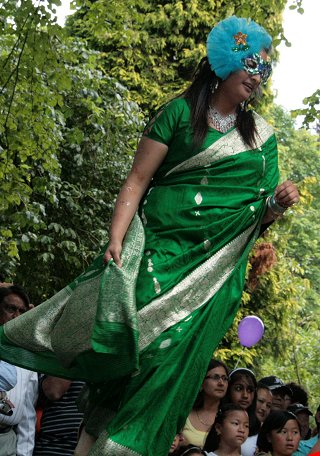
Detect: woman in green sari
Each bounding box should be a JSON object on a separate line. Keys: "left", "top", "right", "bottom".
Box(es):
{"left": 0, "top": 16, "right": 299, "bottom": 456}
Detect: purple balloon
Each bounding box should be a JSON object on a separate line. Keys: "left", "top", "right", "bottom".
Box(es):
{"left": 237, "top": 316, "right": 264, "bottom": 348}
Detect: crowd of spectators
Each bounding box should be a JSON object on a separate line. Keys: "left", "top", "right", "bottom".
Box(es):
{"left": 169, "top": 364, "right": 320, "bottom": 456}
{"left": 0, "top": 280, "right": 319, "bottom": 456}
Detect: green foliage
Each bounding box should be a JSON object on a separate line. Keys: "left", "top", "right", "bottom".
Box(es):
{"left": 292, "top": 89, "right": 320, "bottom": 129}
{"left": 68, "top": 0, "right": 287, "bottom": 111}
{"left": 0, "top": 3, "right": 141, "bottom": 301}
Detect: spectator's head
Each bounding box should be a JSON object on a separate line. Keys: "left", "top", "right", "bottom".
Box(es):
{"left": 193, "top": 359, "right": 229, "bottom": 410}
{"left": 287, "top": 403, "right": 312, "bottom": 440}
{"left": 203, "top": 403, "right": 249, "bottom": 453}
{"left": 169, "top": 432, "right": 184, "bottom": 454}
{"left": 175, "top": 445, "right": 206, "bottom": 455}
{"left": 257, "top": 410, "right": 301, "bottom": 455}
{"left": 0, "top": 285, "right": 30, "bottom": 325}
{"left": 259, "top": 376, "right": 292, "bottom": 411}
{"left": 224, "top": 368, "right": 260, "bottom": 436}
{"left": 226, "top": 368, "right": 257, "bottom": 411}
{"left": 255, "top": 383, "right": 273, "bottom": 424}
{"left": 285, "top": 382, "right": 309, "bottom": 406}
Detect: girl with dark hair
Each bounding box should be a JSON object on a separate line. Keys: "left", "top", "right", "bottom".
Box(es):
{"left": 182, "top": 360, "right": 229, "bottom": 447}
{"left": 256, "top": 410, "right": 301, "bottom": 455}
{"left": 0, "top": 16, "right": 299, "bottom": 456}
{"left": 173, "top": 445, "right": 206, "bottom": 456}
{"left": 224, "top": 368, "right": 259, "bottom": 435}
{"left": 204, "top": 403, "right": 249, "bottom": 455}
{"left": 241, "top": 381, "right": 273, "bottom": 455}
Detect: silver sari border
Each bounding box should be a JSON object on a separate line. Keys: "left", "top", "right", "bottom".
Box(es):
{"left": 89, "top": 431, "right": 142, "bottom": 456}
{"left": 138, "top": 222, "right": 259, "bottom": 351}
{"left": 165, "top": 112, "right": 273, "bottom": 177}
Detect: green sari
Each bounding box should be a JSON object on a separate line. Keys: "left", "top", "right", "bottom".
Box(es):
{"left": 0, "top": 99, "right": 279, "bottom": 455}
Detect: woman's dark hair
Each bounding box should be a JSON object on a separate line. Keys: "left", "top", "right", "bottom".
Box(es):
{"left": 257, "top": 410, "right": 301, "bottom": 453}
{"left": 193, "top": 359, "right": 229, "bottom": 411}
{"left": 203, "top": 403, "right": 248, "bottom": 452}
{"left": 223, "top": 368, "right": 260, "bottom": 436}
{"left": 182, "top": 57, "right": 258, "bottom": 150}
{"left": 0, "top": 285, "right": 30, "bottom": 308}
{"left": 173, "top": 444, "right": 206, "bottom": 455}
{"left": 285, "top": 382, "right": 309, "bottom": 406}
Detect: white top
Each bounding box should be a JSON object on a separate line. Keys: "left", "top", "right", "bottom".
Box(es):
{"left": 241, "top": 435, "right": 258, "bottom": 456}
{"left": 0, "top": 361, "right": 17, "bottom": 391}
{"left": 0, "top": 366, "right": 38, "bottom": 456}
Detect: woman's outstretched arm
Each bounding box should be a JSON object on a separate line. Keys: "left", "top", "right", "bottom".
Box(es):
{"left": 103, "top": 136, "right": 168, "bottom": 267}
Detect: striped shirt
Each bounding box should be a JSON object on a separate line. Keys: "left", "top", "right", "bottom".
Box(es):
{"left": 33, "top": 380, "right": 85, "bottom": 456}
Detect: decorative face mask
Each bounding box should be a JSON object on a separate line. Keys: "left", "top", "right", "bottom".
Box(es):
{"left": 242, "top": 53, "right": 272, "bottom": 85}
{"left": 206, "top": 16, "right": 272, "bottom": 80}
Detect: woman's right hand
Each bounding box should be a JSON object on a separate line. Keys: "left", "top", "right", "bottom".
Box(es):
{"left": 102, "top": 137, "right": 168, "bottom": 269}
{"left": 103, "top": 240, "right": 123, "bottom": 267}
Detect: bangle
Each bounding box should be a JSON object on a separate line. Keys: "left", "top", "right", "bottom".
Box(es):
{"left": 267, "top": 195, "right": 287, "bottom": 218}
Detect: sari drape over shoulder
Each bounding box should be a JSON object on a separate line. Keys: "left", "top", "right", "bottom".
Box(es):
{"left": 0, "top": 99, "right": 279, "bottom": 455}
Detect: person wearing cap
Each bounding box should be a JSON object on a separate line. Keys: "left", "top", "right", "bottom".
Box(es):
{"left": 0, "top": 16, "right": 299, "bottom": 456}
{"left": 286, "top": 403, "right": 319, "bottom": 456}
{"left": 287, "top": 403, "right": 312, "bottom": 441}
{"left": 286, "top": 382, "right": 309, "bottom": 407}
{"left": 259, "top": 376, "right": 293, "bottom": 411}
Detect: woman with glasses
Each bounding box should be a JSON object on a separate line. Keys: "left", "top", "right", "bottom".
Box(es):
{"left": 182, "top": 360, "right": 229, "bottom": 448}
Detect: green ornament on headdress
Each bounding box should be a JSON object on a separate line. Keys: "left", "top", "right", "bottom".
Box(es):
{"left": 207, "top": 16, "right": 272, "bottom": 80}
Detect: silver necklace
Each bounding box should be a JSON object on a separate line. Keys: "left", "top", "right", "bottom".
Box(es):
{"left": 208, "top": 106, "right": 237, "bottom": 133}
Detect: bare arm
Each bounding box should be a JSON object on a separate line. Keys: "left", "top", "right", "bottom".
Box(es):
{"left": 42, "top": 376, "right": 72, "bottom": 402}
{"left": 103, "top": 136, "right": 168, "bottom": 267}
{"left": 262, "top": 179, "right": 299, "bottom": 224}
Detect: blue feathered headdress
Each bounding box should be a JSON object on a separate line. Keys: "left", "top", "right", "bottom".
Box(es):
{"left": 207, "top": 16, "right": 272, "bottom": 80}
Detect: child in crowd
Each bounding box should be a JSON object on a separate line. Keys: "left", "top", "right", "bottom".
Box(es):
{"left": 242, "top": 382, "right": 273, "bottom": 456}
{"left": 256, "top": 410, "right": 301, "bottom": 456}
{"left": 169, "top": 433, "right": 184, "bottom": 454}
{"left": 224, "top": 368, "right": 260, "bottom": 436}
{"left": 174, "top": 445, "right": 206, "bottom": 455}
{"left": 203, "top": 403, "right": 249, "bottom": 455}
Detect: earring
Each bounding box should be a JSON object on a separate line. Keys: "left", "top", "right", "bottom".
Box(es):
{"left": 210, "top": 80, "right": 219, "bottom": 94}
{"left": 240, "top": 99, "right": 250, "bottom": 111}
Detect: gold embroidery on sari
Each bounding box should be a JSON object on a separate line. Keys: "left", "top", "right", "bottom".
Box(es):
{"left": 89, "top": 431, "right": 142, "bottom": 456}
{"left": 138, "top": 223, "right": 259, "bottom": 351}
{"left": 4, "top": 215, "right": 145, "bottom": 366}
{"left": 165, "top": 113, "right": 273, "bottom": 177}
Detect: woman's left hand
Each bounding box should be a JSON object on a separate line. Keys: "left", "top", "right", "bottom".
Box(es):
{"left": 274, "top": 180, "right": 299, "bottom": 208}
